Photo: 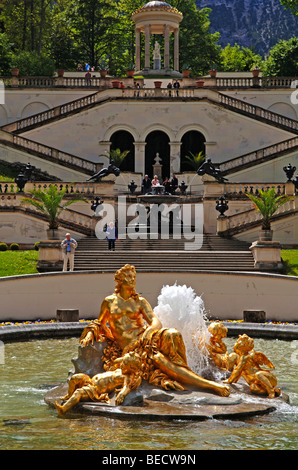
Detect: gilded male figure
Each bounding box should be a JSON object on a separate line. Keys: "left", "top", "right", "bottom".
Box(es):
{"left": 80, "top": 264, "right": 230, "bottom": 397}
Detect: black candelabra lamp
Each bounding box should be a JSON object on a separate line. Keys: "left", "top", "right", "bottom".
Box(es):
{"left": 179, "top": 181, "right": 188, "bottom": 195}
{"left": 91, "top": 196, "right": 103, "bottom": 213}
{"left": 128, "top": 180, "right": 138, "bottom": 194}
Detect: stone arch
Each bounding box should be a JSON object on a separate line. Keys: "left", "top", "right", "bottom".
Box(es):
{"left": 110, "top": 130, "right": 135, "bottom": 172}
{"left": 0, "top": 105, "right": 9, "bottom": 127}
{"left": 104, "top": 124, "right": 139, "bottom": 143}
{"left": 21, "top": 101, "right": 51, "bottom": 119}
{"left": 140, "top": 123, "right": 174, "bottom": 143}
{"left": 268, "top": 102, "right": 297, "bottom": 120}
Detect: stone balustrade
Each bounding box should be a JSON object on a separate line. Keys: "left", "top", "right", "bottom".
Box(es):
{"left": 218, "top": 198, "right": 296, "bottom": 234}
{"left": 0, "top": 180, "right": 115, "bottom": 197}
{"left": 1, "top": 74, "right": 297, "bottom": 90}
{"left": 219, "top": 137, "right": 298, "bottom": 174}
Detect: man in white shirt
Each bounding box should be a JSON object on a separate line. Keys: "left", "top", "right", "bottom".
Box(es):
{"left": 61, "top": 233, "right": 78, "bottom": 272}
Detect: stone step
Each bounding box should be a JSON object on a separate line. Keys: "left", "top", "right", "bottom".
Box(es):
{"left": 76, "top": 235, "right": 250, "bottom": 252}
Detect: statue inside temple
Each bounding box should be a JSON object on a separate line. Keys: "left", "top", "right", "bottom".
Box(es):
{"left": 153, "top": 41, "right": 161, "bottom": 70}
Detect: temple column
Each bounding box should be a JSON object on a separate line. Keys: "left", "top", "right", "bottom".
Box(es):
{"left": 164, "top": 25, "right": 170, "bottom": 70}
{"left": 135, "top": 28, "right": 141, "bottom": 71}
{"left": 169, "top": 141, "right": 182, "bottom": 174}
{"left": 174, "top": 28, "right": 179, "bottom": 71}
{"left": 145, "top": 24, "right": 151, "bottom": 70}
{"left": 134, "top": 141, "right": 147, "bottom": 174}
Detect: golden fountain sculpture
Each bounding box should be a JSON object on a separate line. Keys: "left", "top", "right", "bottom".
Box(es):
{"left": 55, "top": 266, "right": 280, "bottom": 415}
{"left": 55, "top": 264, "right": 231, "bottom": 414}
{"left": 207, "top": 322, "right": 280, "bottom": 399}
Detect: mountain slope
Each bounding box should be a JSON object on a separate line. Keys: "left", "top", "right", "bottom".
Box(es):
{"left": 197, "top": 0, "right": 298, "bottom": 55}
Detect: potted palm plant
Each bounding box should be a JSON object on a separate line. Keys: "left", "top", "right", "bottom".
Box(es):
{"left": 21, "top": 184, "right": 88, "bottom": 239}
{"left": 246, "top": 187, "right": 292, "bottom": 241}
{"left": 183, "top": 151, "right": 206, "bottom": 171}
{"left": 100, "top": 148, "right": 130, "bottom": 169}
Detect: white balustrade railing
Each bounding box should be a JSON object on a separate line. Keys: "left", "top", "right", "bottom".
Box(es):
{"left": 11, "top": 135, "right": 96, "bottom": 174}
{"left": 220, "top": 137, "right": 298, "bottom": 173}
{"left": 220, "top": 93, "right": 298, "bottom": 131}
{"left": 224, "top": 182, "right": 286, "bottom": 196}
{"left": 0, "top": 194, "right": 93, "bottom": 230}
{"left": 225, "top": 199, "right": 295, "bottom": 232}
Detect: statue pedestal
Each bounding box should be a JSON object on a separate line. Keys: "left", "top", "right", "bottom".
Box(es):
{"left": 250, "top": 240, "right": 283, "bottom": 272}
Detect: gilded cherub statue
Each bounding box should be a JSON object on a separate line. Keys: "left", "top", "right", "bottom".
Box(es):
{"left": 206, "top": 321, "right": 238, "bottom": 371}
{"left": 55, "top": 352, "right": 142, "bottom": 415}
{"left": 223, "top": 334, "right": 281, "bottom": 399}
{"left": 79, "top": 264, "right": 230, "bottom": 398}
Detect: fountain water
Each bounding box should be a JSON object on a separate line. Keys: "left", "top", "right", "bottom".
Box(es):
{"left": 153, "top": 283, "right": 210, "bottom": 374}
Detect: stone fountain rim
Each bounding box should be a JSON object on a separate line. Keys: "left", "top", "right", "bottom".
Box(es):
{"left": 1, "top": 321, "right": 298, "bottom": 343}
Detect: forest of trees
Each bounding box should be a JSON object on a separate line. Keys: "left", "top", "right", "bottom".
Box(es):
{"left": 0, "top": 0, "right": 297, "bottom": 76}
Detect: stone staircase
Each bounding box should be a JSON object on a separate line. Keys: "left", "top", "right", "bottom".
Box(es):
{"left": 74, "top": 235, "right": 255, "bottom": 272}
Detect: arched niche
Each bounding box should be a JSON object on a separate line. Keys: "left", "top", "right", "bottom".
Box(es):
{"left": 110, "top": 130, "right": 135, "bottom": 172}
{"left": 180, "top": 130, "right": 206, "bottom": 172}
{"left": 145, "top": 130, "right": 170, "bottom": 179}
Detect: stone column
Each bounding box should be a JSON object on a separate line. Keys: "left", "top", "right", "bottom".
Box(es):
{"left": 135, "top": 28, "right": 141, "bottom": 71}
{"left": 145, "top": 25, "right": 151, "bottom": 70}
{"left": 169, "top": 141, "right": 181, "bottom": 174}
{"left": 134, "top": 141, "right": 146, "bottom": 174}
{"left": 174, "top": 28, "right": 179, "bottom": 71}
{"left": 164, "top": 25, "right": 170, "bottom": 70}
{"left": 98, "top": 141, "right": 111, "bottom": 166}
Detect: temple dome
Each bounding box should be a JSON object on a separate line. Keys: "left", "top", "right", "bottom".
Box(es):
{"left": 133, "top": 1, "right": 182, "bottom": 16}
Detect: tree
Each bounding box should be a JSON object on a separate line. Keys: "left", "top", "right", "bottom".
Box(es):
{"left": 70, "top": 0, "right": 119, "bottom": 68}
{"left": 262, "top": 37, "right": 298, "bottom": 76}
{"left": 1, "top": 0, "right": 55, "bottom": 54}
{"left": 21, "top": 185, "right": 88, "bottom": 230}
{"left": 246, "top": 188, "right": 292, "bottom": 231}
{"left": 0, "top": 33, "right": 13, "bottom": 74}
{"left": 219, "top": 43, "right": 262, "bottom": 72}
{"left": 280, "top": 0, "right": 298, "bottom": 15}
{"left": 48, "top": 0, "right": 78, "bottom": 69}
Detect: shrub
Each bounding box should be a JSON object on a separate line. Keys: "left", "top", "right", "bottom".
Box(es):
{"left": 11, "top": 51, "right": 56, "bottom": 77}
{"left": 10, "top": 243, "right": 20, "bottom": 251}
{"left": 0, "top": 243, "right": 8, "bottom": 251}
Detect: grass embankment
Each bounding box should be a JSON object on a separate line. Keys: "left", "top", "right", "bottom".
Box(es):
{"left": 0, "top": 249, "right": 297, "bottom": 278}
{"left": 281, "top": 250, "right": 298, "bottom": 276}
{"left": 0, "top": 251, "right": 39, "bottom": 277}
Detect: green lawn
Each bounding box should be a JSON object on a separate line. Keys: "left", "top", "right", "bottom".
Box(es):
{"left": 281, "top": 250, "right": 298, "bottom": 276}
{"left": 0, "top": 251, "right": 39, "bottom": 277}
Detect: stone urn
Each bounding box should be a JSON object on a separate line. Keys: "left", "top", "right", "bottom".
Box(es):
{"left": 56, "top": 69, "right": 65, "bottom": 77}
{"left": 252, "top": 67, "right": 260, "bottom": 77}
{"left": 154, "top": 81, "right": 162, "bottom": 88}
{"left": 209, "top": 69, "right": 217, "bottom": 78}
{"left": 182, "top": 69, "right": 190, "bottom": 78}
{"left": 111, "top": 80, "right": 120, "bottom": 88}
{"left": 196, "top": 80, "right": 204, "bottom": 88}
{"left": 11, "top": 68, "right": 19, "bottom": 76}
{"left": 46, "top": 229, "right": 60, "bottom": 240}
{"left": 100, "top": 69, "right": 107, "bottom": 78}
